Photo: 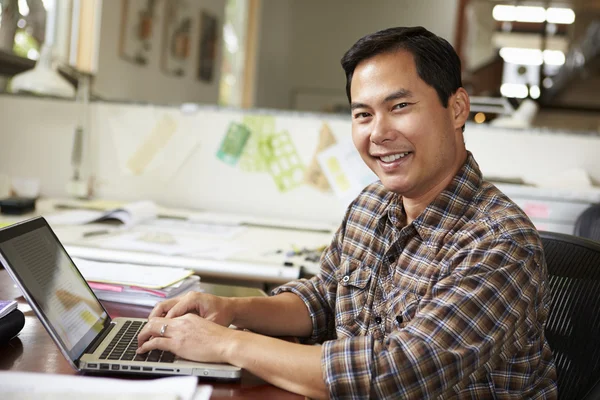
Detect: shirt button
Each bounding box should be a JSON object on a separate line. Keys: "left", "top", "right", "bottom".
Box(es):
{"left": 387, "top": 254, "right": 397, "bottom": 264}
{"left": 375, "top": 316, "right": 382, "bottom": 324}
{"left": 342, "top": 275, "right": 350, "bottom": 283}
{"left": 396, "top": 315, "right": 403, "bottom": 324}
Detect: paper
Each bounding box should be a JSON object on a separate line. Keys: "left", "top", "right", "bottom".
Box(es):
{"left": 266, "top": 130, "right": 306, "bottom": 192}
{"left": 238, "top": 115, "right": 276, "bottom": 172}
{"left": 73, "top": 257, "right": 194, "bottom": 288}
{"left": 126, "top": 114, "right": 178, "bottom": 175}
{"left": 0, "top": 372, "right": 208, "bottom": 400}
{"left": 90, "top": 230, "right": 222, "bottom": 256}
{"left": 304, "top": 122, "right": 337, "bottom": 191}
{"left": 217, "top": 122, "right": 252, "bottom": 165}
{"left": 46, "top": 201, "right": 158, "bottom": 227}
{"left": 317, "top": 141, "right": 378, "bottom": 206}
{"left": 105, "top": 108, "right": 202, "bottom": 181}
{"left": 143, "top": 218, "right": 246, "bottom": 239}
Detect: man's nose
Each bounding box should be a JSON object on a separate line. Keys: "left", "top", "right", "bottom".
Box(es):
{"left": 370, "top": 114, "right": 395, "bottom": 145}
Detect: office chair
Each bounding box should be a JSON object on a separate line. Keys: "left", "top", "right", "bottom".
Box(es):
{"left": 574, "top": 204, "right": 600, "bottom": 242}
{"left": 539, "top": 231, "right": 600, "bottom": 400}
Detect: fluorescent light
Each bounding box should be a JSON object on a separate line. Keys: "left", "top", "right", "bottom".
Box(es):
{"left": 500, "top": 47, "right": 565, "bottom": 66}
{"left": 515, "top": 6, "right": 546, "bottom": 23}
{"left": 493, "top": 5, "right": 516, "bottom": 21}
{"left": 500, "top": 47, "right": 543, "bottom": 65}
{"left": 543, "top": 49, "right": 566, "bottom": 65}
{"left": 547, "top": 7, "right": 576, "bottom": 24}
{"left": 529, "top": 85, "right": 541, "bottom": 99}
{"left": 18, "top": 0, "right": 30, "bottom": 17}
{"left": 501, "top": 83, "right": 529, "bottom": 99}
{"left": 493, "top": 5, "right": 575, "bottom": 25}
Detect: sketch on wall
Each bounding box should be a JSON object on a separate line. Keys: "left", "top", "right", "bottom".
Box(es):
{"left": 161, "top": 0, "right": 193, "bottom": 77}
{"left": 197, "top": 10, "right": 219, "bottom": 82}
{"left": 119, "top": 0, "right": 159, "bottom": 66}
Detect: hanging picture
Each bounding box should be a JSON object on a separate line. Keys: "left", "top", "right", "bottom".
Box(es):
{"left": 197, "top": 10, "right": 219, "bottom": 82}
{"left": 119, "top": 0, "right": 159, "bottom": 66}
{"left": 161, "top": 0, "right": 193, "bottom": 77}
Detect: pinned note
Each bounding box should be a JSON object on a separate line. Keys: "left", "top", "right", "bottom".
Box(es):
{"left": 304, "top": 122, "right": 337, "bottom": 191}
{"left": 238, "top": 115, "right": 276, "bottom": 172}
{"left": 216, "top": 122, "right": 251, "bottom": 165}
{"left": 317, "top": 141, "right": 378, "bottom": 206}
{"left": 266, "top": 130, "right": 306, "bottom": 192}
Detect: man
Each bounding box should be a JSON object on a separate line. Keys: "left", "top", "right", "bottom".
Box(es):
{"left": 137, "top": 26, "right": 558, "bottom": 399}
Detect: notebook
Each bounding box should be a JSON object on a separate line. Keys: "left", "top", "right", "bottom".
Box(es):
{"left": 0, "top": 216, "right": 241, "bottom": 380}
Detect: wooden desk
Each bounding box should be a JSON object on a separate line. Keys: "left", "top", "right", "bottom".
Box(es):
{"left": 0, "top": 270, "right": 302, "bottom": 399}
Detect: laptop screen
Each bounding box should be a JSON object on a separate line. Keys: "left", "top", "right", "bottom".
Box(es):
{"left": 0, "top": 218, "right": 109, "bottom": 361}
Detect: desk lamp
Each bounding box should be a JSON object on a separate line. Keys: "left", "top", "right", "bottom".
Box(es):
{"left": 8, "top": 0, "right": 75, "bottom": 98}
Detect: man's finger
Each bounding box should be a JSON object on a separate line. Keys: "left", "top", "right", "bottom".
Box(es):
{"left": 137, "top": 317, "right": 166, "bottom": 346}
{"left": 136, "top": 336, "right": 171, "bottom": 354}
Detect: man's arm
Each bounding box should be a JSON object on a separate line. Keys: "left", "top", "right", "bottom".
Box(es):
{"left": 225, "top": 329, "right": 328, "bottom": 399}
{"left": 317, "top": 237, "right": 551, "bottom": 399}
{"left": 230, "top": 292, "right": 313, "bottom": 337}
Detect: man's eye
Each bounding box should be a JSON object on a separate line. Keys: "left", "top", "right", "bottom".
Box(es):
{"left": 393, "top": 103, "right": 408, "bottom": 110}
{"left": 353, "top": 112, "right": 371, "bottom": 119}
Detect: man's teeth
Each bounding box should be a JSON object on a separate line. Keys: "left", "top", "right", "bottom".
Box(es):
{"left": 380, "top": 152, "right": 410, "bottom": 163}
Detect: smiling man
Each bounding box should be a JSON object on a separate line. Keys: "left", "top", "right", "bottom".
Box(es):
{"left": 137, "top": 27, "right": 558, "bottom": 399}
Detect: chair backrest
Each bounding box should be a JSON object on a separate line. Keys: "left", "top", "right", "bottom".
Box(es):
{"left": 574, "top": 204, "right": 600, "bottom": 242}
{"left": 539, "top": 231, "right": 600, "bottom": 400}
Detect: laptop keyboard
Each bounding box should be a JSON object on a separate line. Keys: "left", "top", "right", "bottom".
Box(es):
{"left": 99, "top": 320, "right": 175, "bottom": 363}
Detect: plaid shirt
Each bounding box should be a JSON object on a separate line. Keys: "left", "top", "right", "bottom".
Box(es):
{"left": 273, "top": 154, "right": 558, "bottom": 399}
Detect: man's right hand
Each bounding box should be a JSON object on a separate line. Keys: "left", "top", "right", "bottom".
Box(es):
{"left": 148, "top": 292, "right": 236, "bottom": 328}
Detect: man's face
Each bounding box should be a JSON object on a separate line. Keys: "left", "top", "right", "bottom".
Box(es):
{"left": 350, "top": 50, "right": 467, "bottom": 198}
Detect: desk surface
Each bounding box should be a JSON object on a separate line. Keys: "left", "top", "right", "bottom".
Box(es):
{"left": 0, "top": 270, "right": 302, "bottom": 399}
{"left": 0, "top": 198, "right": 328, "bottom": 282}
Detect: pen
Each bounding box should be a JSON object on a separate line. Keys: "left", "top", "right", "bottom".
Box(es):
{"left": 83, "top": 229, "right": 109, "bottom": 238}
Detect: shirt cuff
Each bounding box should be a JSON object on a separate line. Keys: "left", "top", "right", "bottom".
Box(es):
{"left": 271, "top": 279, "right": 331, "bottom": 343}
{"left": 322, "top": 336, "right": 374, "bottom": 399}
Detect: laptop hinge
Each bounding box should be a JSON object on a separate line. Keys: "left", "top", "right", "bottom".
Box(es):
{"left": 83, "top": 322, "right": 116, "bottom": 356}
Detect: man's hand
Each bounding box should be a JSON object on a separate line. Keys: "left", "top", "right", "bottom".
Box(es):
{"left": 136, "top": 313, "right": 235, "bottom": 363}
{"left": 148, "top": 291, "right": 235, "bottom": 328}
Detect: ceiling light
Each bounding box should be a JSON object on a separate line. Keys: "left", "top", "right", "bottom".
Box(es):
{"left": 493, "top": 5, "right": 575, "bottom": 25}
{"left": 500, "top": 47, "right": 543, "bottom": 65}
{"left": 501, "top": 83, "right": 529, "bottom": 99}
{"left": 529, "top": 85, "right": 541, "bottom": 99}
{"left": 543, "top": 49, "right": 566, "bottom": 66}
{"left": 546, "top": 7, "right": 576, "bottom": 24}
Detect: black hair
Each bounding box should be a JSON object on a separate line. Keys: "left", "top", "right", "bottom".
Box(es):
{"left": 341, "top": 26, "right": 462, "bottom": 108}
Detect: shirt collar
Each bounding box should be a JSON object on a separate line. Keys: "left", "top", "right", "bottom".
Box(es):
{"left": 412, "top": 152, "right": 482, "bottom": 246}
{"left": 378, "top": 152, "right": 483, "bottom": 246}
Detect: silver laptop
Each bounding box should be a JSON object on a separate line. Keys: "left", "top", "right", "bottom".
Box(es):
{"left": 0, "top": 216, "right": 241, "bottom": 380}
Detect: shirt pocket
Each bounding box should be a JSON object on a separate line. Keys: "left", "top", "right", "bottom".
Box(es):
{"left": 335, "top": 258, "right": 373, "bottom": 326}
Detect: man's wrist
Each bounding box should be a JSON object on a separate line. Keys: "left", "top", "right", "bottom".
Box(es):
{"left": 227, "top": 296, "right": 243, "bottom": 328}
{"left": 222, "top": 328, "right": 246, "bottom": 366}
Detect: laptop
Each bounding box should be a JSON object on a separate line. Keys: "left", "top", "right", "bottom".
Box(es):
{"left": 0, "top": 216, "right": 241, "bottom": 380}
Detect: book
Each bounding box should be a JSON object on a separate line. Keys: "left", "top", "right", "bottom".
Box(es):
{"left": 46, "top": 200, "right": 158, "bottom": 227}
{"left": 90, "top": 276, "right": 201, "bottom": 307}
{"left": 0, "top": 300, "right": 17, "bottom": 319}
{"left": 73, "top": 258, "right": 194, "bottom": 289}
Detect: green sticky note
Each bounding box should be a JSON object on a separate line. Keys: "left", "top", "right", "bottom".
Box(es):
{"left": 266, "top": 130, "right": 305, "bottom": 192}
{"left": 239, "top": 115, "right": 276, "bottom": 172}
{"left": 217, "top": 122, "right": 251, "bottom": 165}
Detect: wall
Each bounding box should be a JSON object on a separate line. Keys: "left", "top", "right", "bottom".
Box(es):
{"left": 252, "top": 0, "right": 294, "bottom": 110}
{"left": 1, "top": 95, "right": 600, "bottom": 228}
{"left": 93, "top": 0, "right": 225, "bottom": 105}
{"left": 255, "top": 0, "right": 460, "bottom": 112}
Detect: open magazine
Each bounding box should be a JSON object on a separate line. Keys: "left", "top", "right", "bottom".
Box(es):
{"left": 46, "top": 201, "right": 158, "bottom": 227}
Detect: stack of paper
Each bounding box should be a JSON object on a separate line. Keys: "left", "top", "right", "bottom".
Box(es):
{"left": 0, "top": 371, "right": 211, "bottom": 400}
{"left": 73, "top": 258, "right": 202, "bottom": 307}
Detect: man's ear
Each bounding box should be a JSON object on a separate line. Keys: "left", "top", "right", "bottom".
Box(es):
{"left": 451, "top": 88, "right": 470, "bottom": 129}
